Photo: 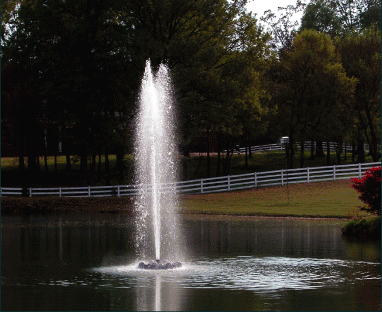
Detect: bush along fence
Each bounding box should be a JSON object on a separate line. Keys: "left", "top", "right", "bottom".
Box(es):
{"left": 1, "top": 162, "right": 380, "bottom": 198}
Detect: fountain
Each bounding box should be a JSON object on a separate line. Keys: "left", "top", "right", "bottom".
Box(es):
{"left": 134, "top": 60, "right": 183, "bottom": 269}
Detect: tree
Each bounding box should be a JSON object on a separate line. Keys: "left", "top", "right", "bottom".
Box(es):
{"left": 267, "top": 30, "right": 357, "bottom": 167}
{"left": 2, "top": 0, "right": 272, "bottom": 183}
{"left": 359, "top": 2, "right": 381, "bottom": 30}
{"left": 300, "top": 0, "right": 381, "bottom": 35}
{"left": 261, "top": 1, "right": 306, "bottom": 52}
{"left": 300, "top": 0, "right": 342, "bottom": 37}
{"left": 335, "top": 26, "right": 381, "bottom": 162}
{"left": 1, "top": 0, "right": 135, "bottom": 185}
{"left": 176, "top": 8, "right": 271, "bottom": 176}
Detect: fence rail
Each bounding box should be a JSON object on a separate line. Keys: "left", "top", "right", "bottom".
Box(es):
{"left": 227, "top": 141, "right": 369, "bottom": 154}
{"left": 1, "top": 162, "right": 380, "bottom": 198}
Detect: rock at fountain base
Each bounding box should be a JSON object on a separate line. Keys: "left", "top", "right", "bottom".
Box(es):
{"left": 138, "top": 260, "right": 182, "bottom": 270}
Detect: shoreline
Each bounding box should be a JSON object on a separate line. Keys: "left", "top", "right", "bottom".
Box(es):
{"left": 1, "top": 196, "right": 353, "bottom": 220}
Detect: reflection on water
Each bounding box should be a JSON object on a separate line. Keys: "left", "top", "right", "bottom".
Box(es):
{"left": 1, "top": 214, "right": 381, "bottom": 311}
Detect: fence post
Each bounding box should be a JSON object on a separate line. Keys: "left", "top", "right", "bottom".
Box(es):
{"left": 59, "top": 187, "right": 62, "bottom": 197}
{"left": 333, "top": 165, "right": 336, "bottom": 181}
{"left": 255, "top": 172, "right": 257, "bottom": 188}
{"left": 281, "top": 170, "right": 284, "bottom": 186}
{"left": 358, "top": 163, "right": 362, "bottom": 178}
{"left": 201, "top": 179, "right": 204, "bottom": 194}
{"left": 307, "top": 167, "right": 310, "bottom": 183}
{"left": 228, "top": 176, "right": 231, "bottom": 191}
{"left": 29, "top": 188, "right": 32, "bottom": 197}
{"left": 88, "top": 186, "right": 91, "bottom": 197}
{"left": 117, "top": 185, "right": 120, "bottom": 197}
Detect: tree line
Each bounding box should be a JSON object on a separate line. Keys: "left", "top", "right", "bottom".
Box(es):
{"left": 1, "top": 0, "right": 380, "bottom": 186}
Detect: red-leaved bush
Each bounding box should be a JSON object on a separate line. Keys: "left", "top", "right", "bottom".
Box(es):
{"left": 351, "top": 166, "right": 381, "bottom": 216}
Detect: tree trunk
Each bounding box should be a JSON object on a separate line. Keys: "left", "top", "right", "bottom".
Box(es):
{"left": 357, "top": 140, "right": 365, "bottom": 163}
{"left": 207, "top": 126, "right": 210, "bottom": 178}
{"left": 194, "top": 155, "right": 203, "bottom": 177}
{"left": 216, "top": 130, "right": 221, "bottom": 177}
{"left": 363, "top": 103, "right": 379, "bottom": 162}
{"left": 91, "top": 153, "right": 96, "bottom": 186}
{"left": 44, "top": 154, "right": 48, "bottom": 173}
{"left": 316, "top": 141, "right": 324, "bottom": 157}
{"left": 352, "top": 141, "right": 356, "bottom": 163}
{"left": 80, "top": 151, "right": 88, "bottom": 186}
{"left": 54, "top": 154, "right": 58, "bottom": 174}
{"left": 300, "top": 140, "right": 304, "bottom": 168}
{"left": 62, "top": 123, "right": 71, "bottom": 172}
{"left": 105, "top": 151, "right": 110, "bottom": 186}
{"left": 244, "top": 133, "right": 248, "bottom": 169}
{"left": 116, "top": 149, "right": 125, "bottom": 183}
{"left": 289, "top": 137, "right": 294, "bottom": 169}
{"left": 248, "top": 135, "right": 252, "bottom": 159}
{"left": 27, "top": 133, "right": 37, "bottom": 175}
{"left": 309, "top": 140, "right": 315, "bottom": 160}
{"left": 18, "top": 128, "right": 25, "bottom": 173}
{"left": 336, "top": 142, "right": 342, "bottom": 165}
{"left": 36, "top": 155, "right": 40, "bottom": 172}
{"left": 224, "top": 138, "right": 234, "bottom": 176}
{"left": 66, "top": 154, "right": 71, "bottom": 172}
{"left": 97, "top": 152, "right": 102, "bottom": 180}
{"left": 44, "top": 128, "right": 48, "bottom": 172}
{"left": 326, "top": 141, "right": 330, "bottom": 166}
{"left": 286, "top": 142, "right": 290, "bottom": 170}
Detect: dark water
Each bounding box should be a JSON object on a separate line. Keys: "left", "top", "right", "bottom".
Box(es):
{"left": 1, "top": 214, "right": 380, "bottom": 311}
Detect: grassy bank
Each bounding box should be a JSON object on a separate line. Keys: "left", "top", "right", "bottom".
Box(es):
{"left": 180, "top": 179, "right": 369, "bottom": 218}
{"left": 1, "top": 179, "right": 366, "bottom": 219}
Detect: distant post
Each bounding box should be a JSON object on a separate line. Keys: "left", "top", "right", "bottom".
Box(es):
{"left": 280, "top": 137, "right": 290, "bottom": 205}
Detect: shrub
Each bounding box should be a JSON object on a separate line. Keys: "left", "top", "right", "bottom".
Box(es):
{"left": 341, "top": 217, "right": 381, "bottom": 237}
{"left": 351, "top": 166, "right": 381, "bottom": 216}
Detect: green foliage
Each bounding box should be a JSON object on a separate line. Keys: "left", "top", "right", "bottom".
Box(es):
{"left": 1, "top": 0, "right": 272, "bottom": 179}
{"left": 267, "top": 29, "right": 356, "bottom": 164}
{"left": 341, "top": 217, "right": 381, "bottom": 237}
{"left": 335, "top": 26, "right": 381, "bottom": 161}
{"left": 300, "top": 0, "right": 381, "bottom": 36}
{"left": 300, "top": 0, "right": 341, "bottom": 37}
{"left": 359, "top": 4, "right": 381, "bottom": 30}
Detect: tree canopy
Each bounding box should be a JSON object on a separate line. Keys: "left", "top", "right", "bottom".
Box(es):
{"left": 1, "top": 0, "right": 380, "bottom": 186}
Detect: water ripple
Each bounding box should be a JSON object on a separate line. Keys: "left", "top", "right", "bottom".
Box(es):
{"left": 90, "top": 256, "right": 380, "bottom": 293}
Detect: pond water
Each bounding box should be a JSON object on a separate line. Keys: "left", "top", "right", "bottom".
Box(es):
{"left": 1, "top": 214, "right": 380, "bottom": 311}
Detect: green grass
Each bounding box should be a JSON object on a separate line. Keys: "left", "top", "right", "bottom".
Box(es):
{"left": 180, "top": 179, "right": 371, "bottom": 218}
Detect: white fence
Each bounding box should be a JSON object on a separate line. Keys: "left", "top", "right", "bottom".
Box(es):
{"left": 1, "top": 162, "right": 380, "bottom": 198}
{"left": 228, "top": 142, "right": 369, "bottom": 154}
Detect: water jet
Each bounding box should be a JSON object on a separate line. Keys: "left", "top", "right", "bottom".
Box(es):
{"left": 134, "top": 60, "right": 182, "bottom": 269}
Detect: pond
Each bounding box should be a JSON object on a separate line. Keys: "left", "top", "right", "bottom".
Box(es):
{"left": 1, "top": 213, "right": 380, "bottom": 311}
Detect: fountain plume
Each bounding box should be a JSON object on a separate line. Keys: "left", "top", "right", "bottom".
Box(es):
{"left": 134, "top": 60, "right": 182, "bottom": 265}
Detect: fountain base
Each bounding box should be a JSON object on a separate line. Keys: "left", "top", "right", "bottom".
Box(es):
{"left": 138, "top": 260, "right": 182, "bottom": 270}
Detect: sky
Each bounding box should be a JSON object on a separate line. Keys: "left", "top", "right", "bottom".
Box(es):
{"left": 245, "top": 0, "right": 304, "bottom": 25}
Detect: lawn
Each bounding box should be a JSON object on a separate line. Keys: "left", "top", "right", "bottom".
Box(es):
{"left": 180, "top": 179, "right": 368, "bottom": 218}
{"left": 1, "top": 178, "right": 369, "bottom": 219}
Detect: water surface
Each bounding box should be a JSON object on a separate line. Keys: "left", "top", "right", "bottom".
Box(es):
{"left": 1, "top": 214, "right": 380, "bottom": 310}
